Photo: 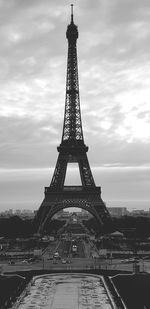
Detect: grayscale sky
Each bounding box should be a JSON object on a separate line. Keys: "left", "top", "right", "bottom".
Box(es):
{"left": 0, "top": 0, "right": 150, "bottom": 212}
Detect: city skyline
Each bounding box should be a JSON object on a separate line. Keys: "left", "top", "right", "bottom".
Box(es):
{"left": 1, "top": 0, "right": 150, "bottom": 211}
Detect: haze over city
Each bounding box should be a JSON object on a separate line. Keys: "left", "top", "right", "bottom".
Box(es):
{"left": 0, "top": 0, "right": 150, "bottom": 211}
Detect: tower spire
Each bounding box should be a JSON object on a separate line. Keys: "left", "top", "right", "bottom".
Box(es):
{"left": 71, "top": 4, "right": 74, "bottom": 23}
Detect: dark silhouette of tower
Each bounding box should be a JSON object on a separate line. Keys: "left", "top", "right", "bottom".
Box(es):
{"left": 35, "top": 5, "right": 111, "bottom": 234}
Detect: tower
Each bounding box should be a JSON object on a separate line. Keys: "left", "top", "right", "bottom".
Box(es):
{"left": 35, "top": 5, "right": 111, "bottom": 234}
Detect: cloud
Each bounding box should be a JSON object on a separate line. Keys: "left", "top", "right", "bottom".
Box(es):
{"left": 0, "top": 116, "right": 61, "bottom": 169}
{"left": 0, "top": 0, "right": 150, "bottom": 209}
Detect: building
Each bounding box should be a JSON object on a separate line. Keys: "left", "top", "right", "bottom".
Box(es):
{"left": 108, "top": 207, "right": 128, "bottom": 217}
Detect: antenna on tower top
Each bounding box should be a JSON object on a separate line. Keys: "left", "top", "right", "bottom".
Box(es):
{"left": 71, "top": 4, "right": 74, "bottom": 23}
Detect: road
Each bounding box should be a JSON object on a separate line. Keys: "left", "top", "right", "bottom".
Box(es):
{"left": 2, "top": 256, "right": 150, "bottom": 274}
{"left": 1, "top": 236, "right": 150, "bottom": 273}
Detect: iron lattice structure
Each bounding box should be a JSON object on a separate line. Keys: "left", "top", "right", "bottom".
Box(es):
{"left": 35, "top": 6, "right": 111, "bottom": 234}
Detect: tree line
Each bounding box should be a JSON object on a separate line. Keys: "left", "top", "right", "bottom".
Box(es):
{"left": 0, "top": 215, "right": 150, "bottom": 238}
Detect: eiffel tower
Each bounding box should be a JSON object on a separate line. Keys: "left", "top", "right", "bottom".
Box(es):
{"left": 35, "top": 5, "right": 111, "bottom": 234}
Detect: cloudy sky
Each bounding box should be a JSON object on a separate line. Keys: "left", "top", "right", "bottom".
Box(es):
{"left": 1, "top": 0, "right": 150, "bottom": 212}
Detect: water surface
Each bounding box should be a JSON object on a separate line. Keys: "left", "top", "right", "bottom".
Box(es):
{"left": 16, "top": 274, "right": 113, "bottom": 309}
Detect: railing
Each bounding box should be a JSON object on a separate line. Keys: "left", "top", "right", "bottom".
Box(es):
{"left": 45, "top": 186, "right": 101, "bottom": 193}
{"left": 63, "top": 186, "right": 83, "bottom": 191}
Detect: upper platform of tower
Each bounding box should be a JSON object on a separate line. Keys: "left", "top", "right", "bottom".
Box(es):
{"left": 66, "top": 4, "right": 78, "bottom": 41}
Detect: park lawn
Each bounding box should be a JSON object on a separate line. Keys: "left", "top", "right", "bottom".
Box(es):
{"left": 112, "top": 273, "right": 150, "bottom": 309}
{"left": 0, "top": 274, "right": 26, "bottom": 307}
